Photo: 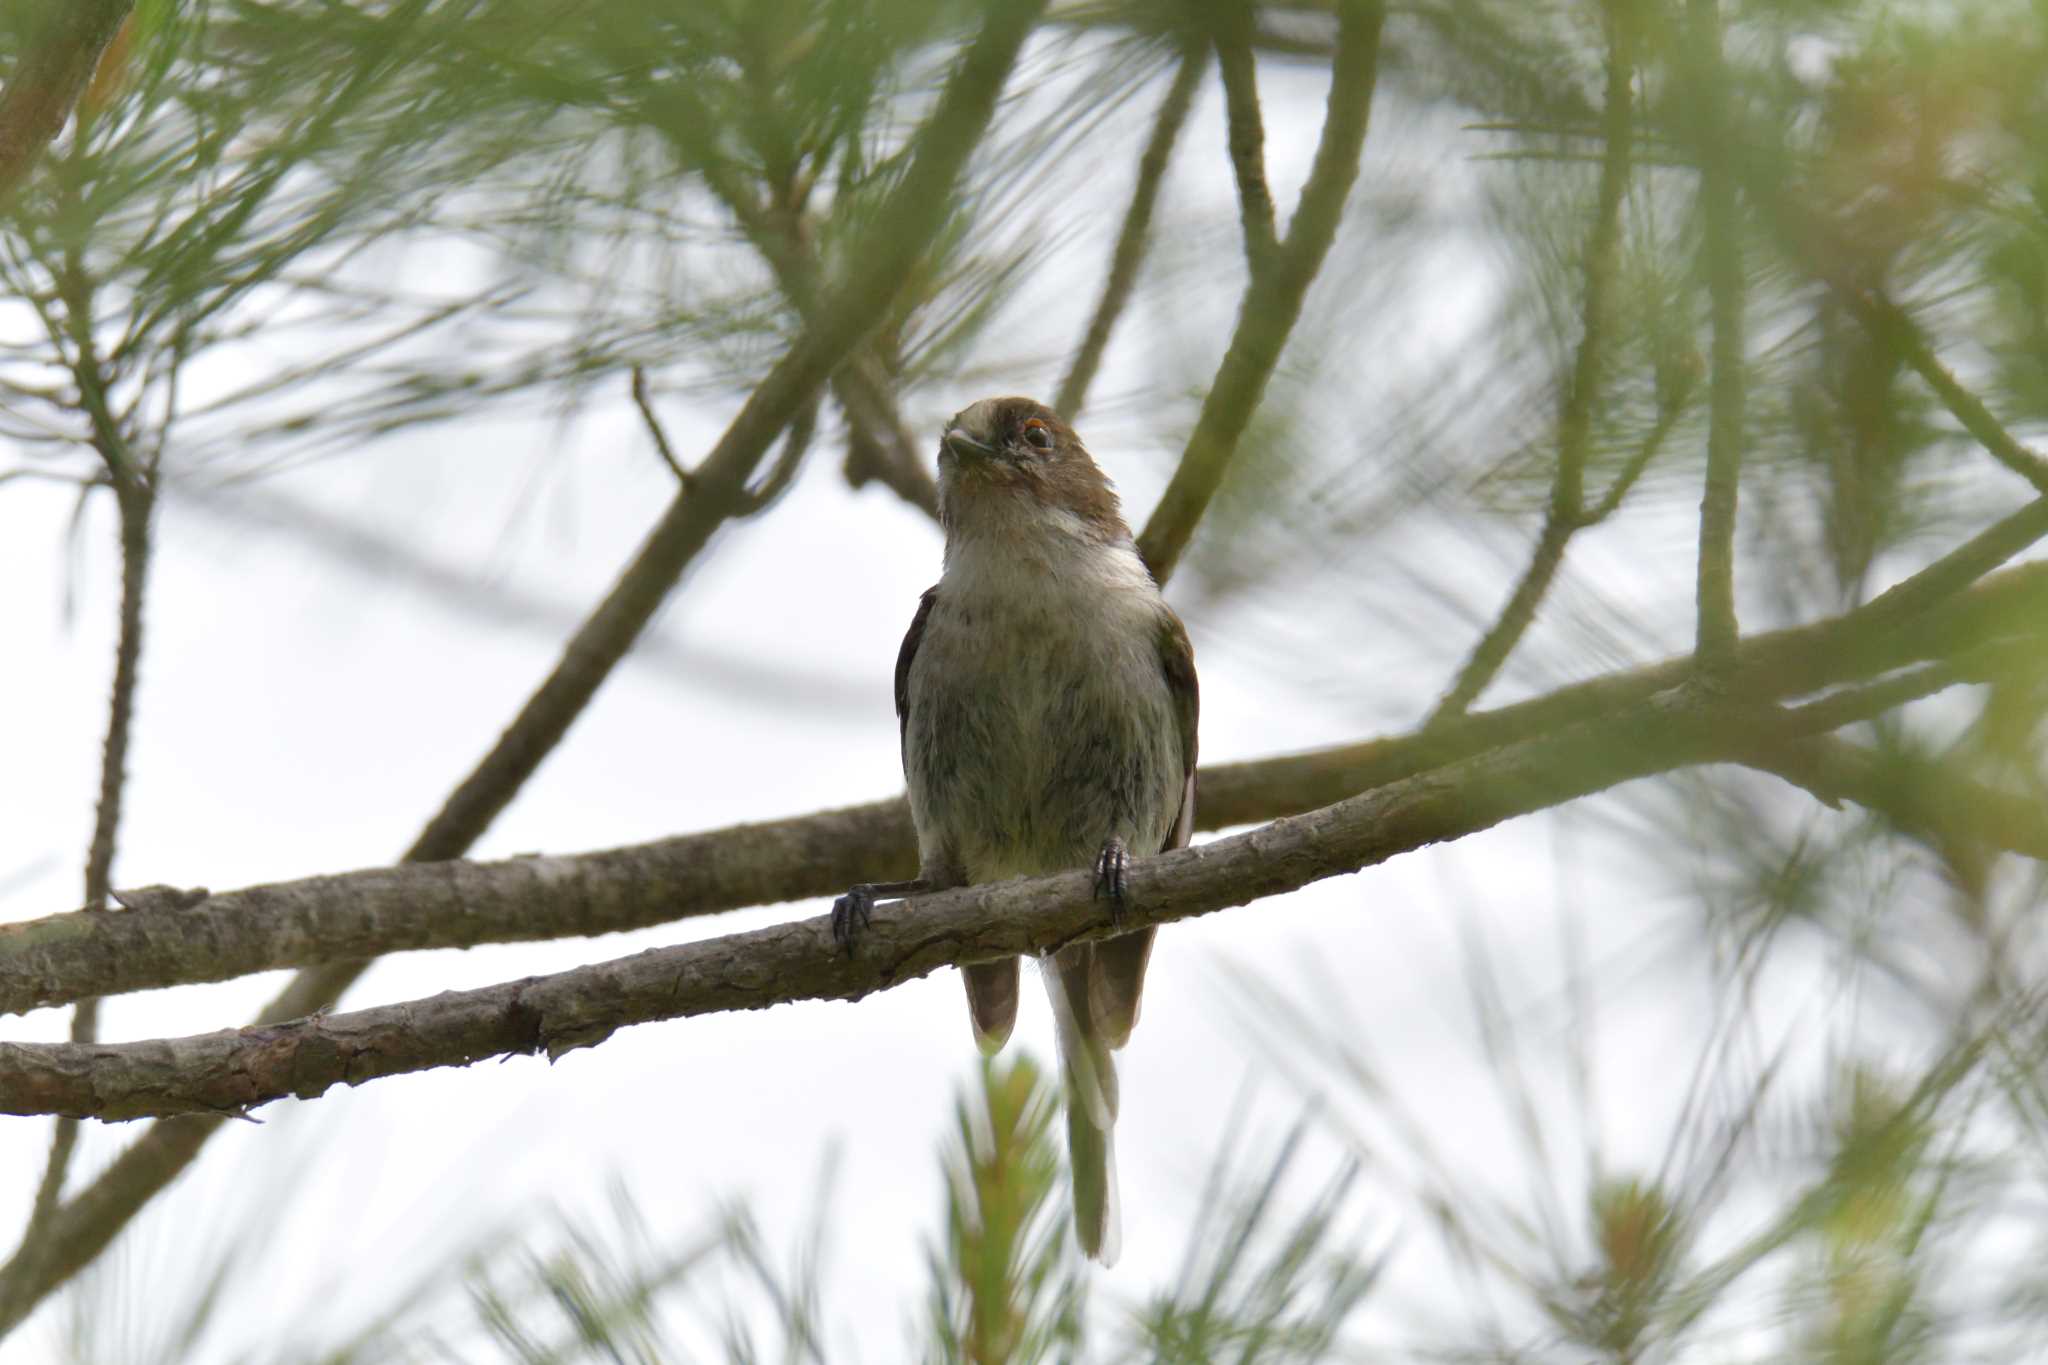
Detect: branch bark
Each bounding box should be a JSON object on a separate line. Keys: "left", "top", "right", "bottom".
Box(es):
{"left": 0, "top": 676, "right": 1953, "bottom": 1123}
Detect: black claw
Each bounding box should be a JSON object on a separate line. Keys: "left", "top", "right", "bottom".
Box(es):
{"left": 831, "top": 886, "right": 875, "bottom": 956}
{"left": 1093, "top": 838, "right": 1130, "bottom": 927}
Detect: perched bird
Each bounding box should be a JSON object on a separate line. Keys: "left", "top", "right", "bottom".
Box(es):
{"left": 833, "top": 396, "right": 1198, "bottom": 1265}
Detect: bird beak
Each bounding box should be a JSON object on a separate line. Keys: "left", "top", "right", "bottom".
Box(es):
{"left": 942, "top": 426, "right": 998, "bottom": 462}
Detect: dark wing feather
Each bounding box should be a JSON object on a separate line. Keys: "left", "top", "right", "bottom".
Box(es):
{"left": 895, "top": 586, "right": 938, "bottom": 761}
{"left": 1090, "top": 606, "right": 1198, "bottom": 1050}
{"left": 1158, "top": 607, "right": 1199, "bottom": 851}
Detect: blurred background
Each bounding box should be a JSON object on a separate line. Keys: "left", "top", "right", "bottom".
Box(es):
{"left": 4, "top": 0, "right": 2048, "bottom": 1358}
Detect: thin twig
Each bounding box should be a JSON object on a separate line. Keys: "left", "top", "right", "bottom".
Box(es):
{"left": 1210, "top": 0, "right": 1277, "bottom": 273}
{"left": 1427, "top": 9, "right": 1635, "bottom": 724}
{"left": 5, "top": 547, "right": 2044, "bottom": 1020}
{"left": 630, "top": 366, "right": 690, "bottom": 486}
{"left": 1582, "top": 386, "right": 1690, "bottom": 524}
{"left": 0, "top": 0, "right": 1050, "bottom": 1334}
{"left": 0, "top": 676, "right": 1967, "bottom": 1124}
{"left": 1055, "top": 43, "right": 1206, "bottom": 420}
{"left": 734, "top": 391, "right": 820, "bottom": 516}
{"left": 1136, "top": 0, "right": 1386, "bottom": 585}
{"left": 1688, "top": 0, "right": 1745, "bottom": 670}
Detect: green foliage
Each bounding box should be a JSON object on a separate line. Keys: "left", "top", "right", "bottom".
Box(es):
{"left": 925, "top": 1057, "right": 1083, "bottom": 1365}
{"left": 1126, "top": 1111, "right": 1384, "bottom": 1364}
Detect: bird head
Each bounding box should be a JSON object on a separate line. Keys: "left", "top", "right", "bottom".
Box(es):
{"left": 936, "top": 396, "right": 1127, "bottom": 544}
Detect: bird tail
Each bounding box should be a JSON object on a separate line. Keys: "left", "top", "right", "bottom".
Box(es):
{"left": 1044, "top": 945, "right": 1120, "bottom": 1265}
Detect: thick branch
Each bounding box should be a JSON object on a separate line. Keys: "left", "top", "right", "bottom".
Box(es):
{"left": 0, "top": 679, "right": 1922, "bottom": 1123}
{"left": 5, "top": 545, "right": 2045, "bottom": 1020}
{"left": 1135, "top": 0, "right": 1384, "bottom": 584}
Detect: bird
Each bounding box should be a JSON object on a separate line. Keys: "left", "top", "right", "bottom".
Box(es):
{"left": 832, "top": 395, "right": 1198, "bottom": 1265}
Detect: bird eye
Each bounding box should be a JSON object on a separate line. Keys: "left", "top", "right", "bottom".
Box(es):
{"left": 1021, "top": 420, "right": 1054, "bottom": 451}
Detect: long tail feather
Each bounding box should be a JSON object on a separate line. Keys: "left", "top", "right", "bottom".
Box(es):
{"left": 1045, "top": 946, "right": 1121, "bottom": 1263}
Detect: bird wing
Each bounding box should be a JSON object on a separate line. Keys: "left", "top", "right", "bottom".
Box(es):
{"left": 1159, "top": 606, "right": 1199, "bottom": 852}
{"left": 895, "top": 585, "right": 938, "bottom": 761}
{"left": 1088, "top": 606, "right": 1197, "bottom": 1050}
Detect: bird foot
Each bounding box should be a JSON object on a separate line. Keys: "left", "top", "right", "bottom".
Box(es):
{"left": 831, "top": 886, "right": 876, "bottom": 956}
{"left": 1093, "top": 838, "right": 1130, "bottom": 927}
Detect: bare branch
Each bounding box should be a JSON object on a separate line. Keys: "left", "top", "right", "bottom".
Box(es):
{"left": 0, "top": 677, "right": 1962, "bottom": 1124}
{"left": 1136, "top": 0, "right": 1385, "bottom": 584}
{"left": 1055, "top": 43, "right": 1205, "bottom": 420}
{"left": 630, "top": 366, "right": 691, "bottom": 487}
{"left": 1687, "top": 0, "right": 1745, "bottom": 670}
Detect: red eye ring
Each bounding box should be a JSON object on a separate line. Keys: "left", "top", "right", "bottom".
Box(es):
{"left": 1021, "top": 419, "right": 1054, "bottom": 451}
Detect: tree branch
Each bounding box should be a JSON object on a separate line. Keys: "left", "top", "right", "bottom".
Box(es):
{"left": 1054, "top": 42, "right": 1205, "bottom": 420}
{"left": 0, "top": 0, "right": 1049, "bottom": 1335}
{"left": 0, "top": 678, "right": 1945, "bottom": 1124}
{"left": 1135, "top": 0, "right": 1384, "bottom": 585}
{"left": 630, "top": 366, "right": 690, "bottom": 487}
{"left": 1687, "top": 0, "right": 1745, "bottom": 670}
{"left": 5, "top": 542, "right": 2046, "bottom": 1020}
